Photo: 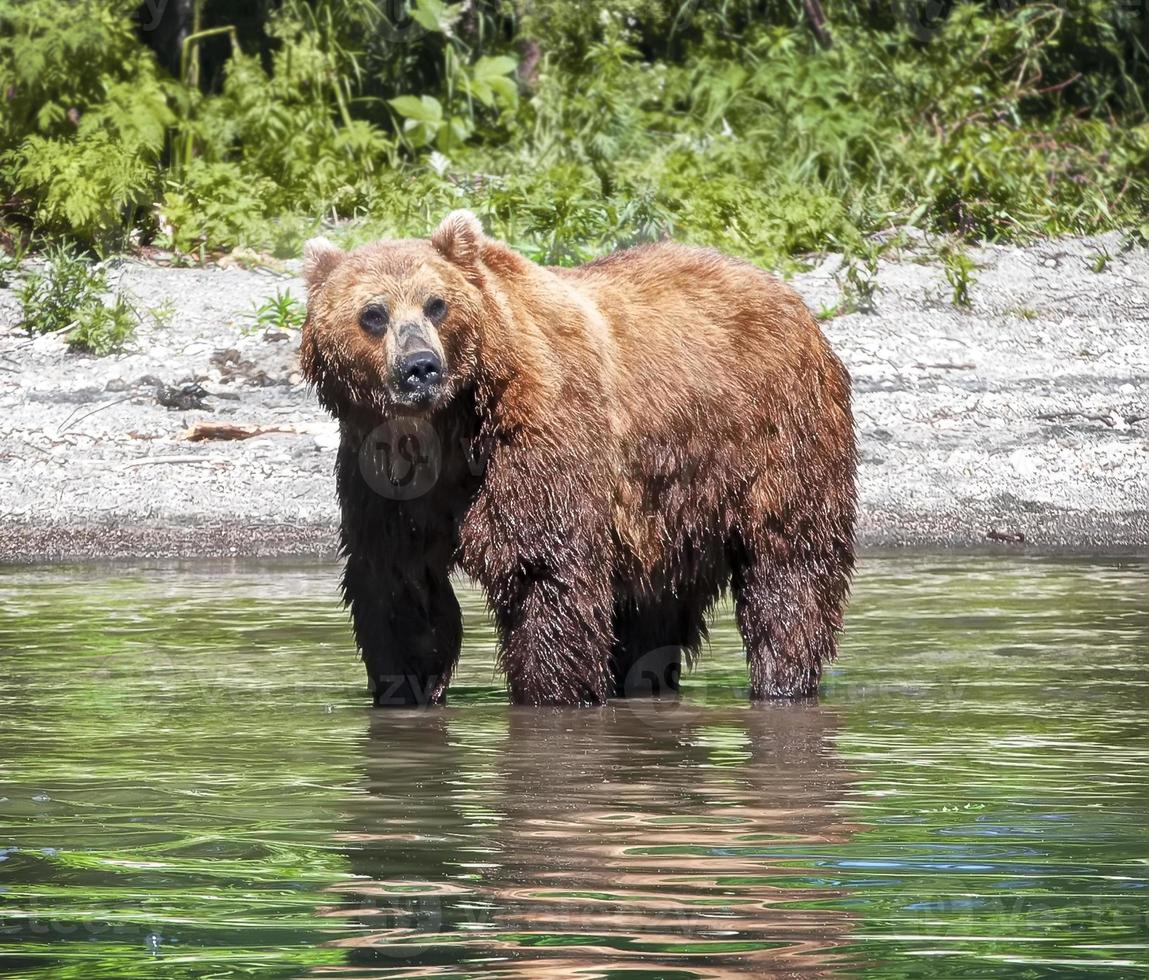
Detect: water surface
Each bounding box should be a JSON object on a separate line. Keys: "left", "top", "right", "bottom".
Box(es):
{"left": 0, "top": 556, "right": 1146, "bottom": 977}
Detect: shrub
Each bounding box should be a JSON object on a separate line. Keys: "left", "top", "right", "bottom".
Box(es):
{"left": 158, "top": 160, "right": 279, "bottom": 255}
{"left": 0, "top": 1, "right": 174, "bottom": 249}
{"left": 0, "top": 0, "right": 1147, "bottom": 265}
{"left": 244, "top": 288, "right": 308, "bottom": 334}
{"left": 17, "top": 244, "right": 138, "bottom": 354}
{"left": 69, "top": 292, "right": 138, "bottom": 355}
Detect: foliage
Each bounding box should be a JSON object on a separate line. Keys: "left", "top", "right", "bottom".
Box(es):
{"left": 840, "top": 243, "right": 882, "bottom": 316}
{"left": 390, "top": 53, "right": 518, "bottom": 151}
{"left": 0, "top": 0, "right": 1147, "bottom": 269}
{"left": 6, "top": 132, "right": 157, "bottom": 248}
{"left": 68, "top": 291, "right": 139, "bottom": 354}
{"left": 0, "top": 1, "right": 176, "bottom": 250}
{"left": 183, "top": 14, "right": 393, "bottom": 216}
{"left": 17, "top": 244, "right": 138, "bottom": 354}
{"left": 0, "top": 244, "right": 24, "bottom": 289}
{"left": 942, "top": 246, "right": 978, "bottom": 308}
{"left": 245, "top": 288, "right": 308, "bottom": 333}
{"left": 158, "top": 159, "right": 280, "bottom": 255}
{"left": 17, "top": 244, "right": 103, "bottom": 335}
{"left": 149, "top": 297, "right": 177, "bottom": 329}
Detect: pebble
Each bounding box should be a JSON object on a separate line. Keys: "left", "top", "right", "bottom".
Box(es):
{"left": 1009, "top": 448, "right": 1041, "bottom": 479}
{"left": 314, "top": 428, "right": 340, "bottom": 452}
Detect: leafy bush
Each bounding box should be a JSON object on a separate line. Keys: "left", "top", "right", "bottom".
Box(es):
{"left": 0, "top": 0, "right": 1147, "bottom": 266}
{"left": 942, "top": 247, "right": 978, "bottom": 308}
{"left": 17, "top": 244, "right": 138, "bottom": 354}
{"left": 185, "top": 13, "right": 394, "bottom": 214}
{"left": 68, "top": 293, "right": 138, "bottom": 355}
{"left": 0, "top": 1, "right": 174, "bottom": 249}
{"left": 244, "top": 288, "right": 308, "bottom": 334}
{"left": 0, "top": 243, "right": 24, "bottom": 288}
{"left": 390, "top": 54, "right": 518, "bottom": 151}
{"left": 158, "top": 160, "right": 279, "bottom": 255}
{"left": 7, "top": 133, "right": 157, "bottom": 247}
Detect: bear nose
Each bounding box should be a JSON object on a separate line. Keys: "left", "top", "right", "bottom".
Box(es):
{"left": 399, "top": 350, "right": 443, "bottom": 391}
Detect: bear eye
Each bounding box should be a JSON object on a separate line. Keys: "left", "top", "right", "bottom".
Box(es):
{"left": 424, "top": 297, "right": 448, "bottom": 321}
{"left": 359, "top": 303, "right": 389, "bottom": 336}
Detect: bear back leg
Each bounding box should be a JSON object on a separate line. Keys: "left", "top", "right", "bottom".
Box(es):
{"left": 609, "top": 585, "right": 719, "bottom": 699}
{"left": 729, "top": 520, "right": 854, "bottom": 699}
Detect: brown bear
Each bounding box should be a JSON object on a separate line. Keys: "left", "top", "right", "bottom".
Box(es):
{"left": 300, "top": 211, "right": 856, "bottom": 707}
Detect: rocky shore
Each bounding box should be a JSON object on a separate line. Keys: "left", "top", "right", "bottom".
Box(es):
{"left": 1, "top": 232, "right": 1146, "bottom": 562}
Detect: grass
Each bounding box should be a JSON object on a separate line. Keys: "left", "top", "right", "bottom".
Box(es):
{"left": 1089, "top": 249, "right": 1112, "bottom": 274}
{"left": 942, "top": 248, "right": 979, "bottom": 308}
{"left": 1006, "top": 306, "right": 1039, "bottom": 321}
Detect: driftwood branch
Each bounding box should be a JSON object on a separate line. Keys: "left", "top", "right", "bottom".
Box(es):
{"left": 182, "top": 422, "right": 299, "bottom": 442}
{"left": 57, "top": 394, "right": 136, "bottom": 436}
{"left": 122, "top": 455, "right": 226, "bottom": 468}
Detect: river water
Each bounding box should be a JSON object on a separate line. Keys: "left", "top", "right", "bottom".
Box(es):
{"left": 0, "top": 556, "right": 1146, "bottom": 977}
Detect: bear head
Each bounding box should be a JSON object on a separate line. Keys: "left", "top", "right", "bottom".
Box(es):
{"left": 299, "top": 210, "right": 490, "bottom": 419}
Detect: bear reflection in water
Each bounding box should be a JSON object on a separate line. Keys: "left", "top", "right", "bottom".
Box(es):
{"left": 322, "top": 703, "right": 857, "bottom": 976}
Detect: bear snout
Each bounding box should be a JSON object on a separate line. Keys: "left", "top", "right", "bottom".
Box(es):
{"left": 395, "top": 349, "right": 444, "bottom": 400}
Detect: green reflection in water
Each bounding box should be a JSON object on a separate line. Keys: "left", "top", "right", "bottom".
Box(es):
{"left": 0, "top": 556, "right": 1146, "bottom": 978}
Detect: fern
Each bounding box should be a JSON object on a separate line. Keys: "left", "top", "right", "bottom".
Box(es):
{"left": 158, "top": 160, "right": 278, "bottom": 254}
{"left": 0, "top": 0, "right": 172, "bottom": 246}
{"left": 7, "top": 133, "right": 155, "bottom": 247}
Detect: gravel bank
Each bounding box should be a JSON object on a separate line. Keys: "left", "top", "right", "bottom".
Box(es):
{"left": 1, "top": 232, "right": 1146, "bottom": 562}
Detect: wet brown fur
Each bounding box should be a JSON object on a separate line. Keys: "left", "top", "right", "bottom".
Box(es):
{"left": 300, "top": 211, "right": 857, "bottom": 706}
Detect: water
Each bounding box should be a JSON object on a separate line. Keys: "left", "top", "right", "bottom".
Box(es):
{"left": 0, "top": 556, "right": 1146, "bottom": 978}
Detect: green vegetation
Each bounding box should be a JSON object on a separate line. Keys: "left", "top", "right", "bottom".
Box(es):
{"left": 16, "top": 245, "right": 139, "bottom": 354}
{"left": 67, "top": 292, "right": 139, "bottom": 355}
{"left": 0, "top": 244, "right": 22, "bottom": 288}
{"left": 148, "top": 296, "right": 177, "bottom": 329}
{"left": 245, "top": 287, "right": 308, "bottom": 333}
{"left": 941, "top": 246, "right": 978, "bottom": 308}
{"left": 1006, "top": 305, "right": 1039, "bottom": 321}
{"left": 1, "top": 1, "right": 1147, "bottom": 270}
{"left": 841, "top": 239, "right": 883, "bottom": 314}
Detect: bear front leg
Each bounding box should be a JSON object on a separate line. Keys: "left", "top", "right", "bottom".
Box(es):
{"left": 460, "top": 441, "right": 615, "bottom": 706}
{"left": 492, "top": 567, "right": 614, "bottom": 705}
{"left": 337, "top": 432, "right": 461, "bottom": 706}
{"left": 343, "top": 558, "right": 461, "bottom": 707}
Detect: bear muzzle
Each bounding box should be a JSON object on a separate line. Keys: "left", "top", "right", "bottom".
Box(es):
{"left": 396, "top": 349, "right": 444, "bottom": 400}
{"left": 383, "top": 318, "right": 449, "bottom": 409}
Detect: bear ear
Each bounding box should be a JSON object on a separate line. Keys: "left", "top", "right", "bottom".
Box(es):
{"left": 431, "top": 209, "right": 485, "bottom": 269}
{"left": 302, "top": 236, "right": 344, "bottom": 289}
